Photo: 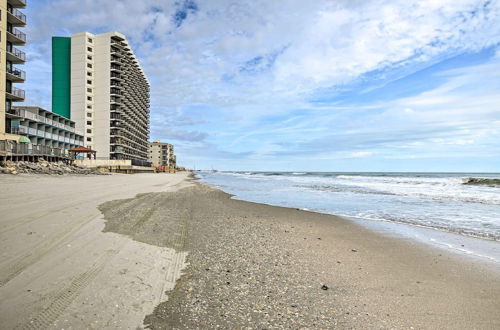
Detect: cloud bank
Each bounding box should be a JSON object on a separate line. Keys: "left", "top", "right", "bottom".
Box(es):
{"left": 22, "top": 0, "right": 500, "bottom": 171}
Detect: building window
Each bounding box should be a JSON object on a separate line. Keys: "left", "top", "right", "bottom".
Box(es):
{"left": 87, "top": 72, "right": 92, "bottom": 77}
{"left": 87, "top": 137, "right": 92, "bottom": 142}
{"left": 86, "top": 129, "right": 92, "bottom": 133}
{"left": 87, "top": 63, "right": 92, "bottom": 68}
{"left": 86, "top": 121, "right": 92, "bottom": 125}
{"left": 87, "top": 80, "right": 92, "bottom": 85}
{"left": 87, "top": 88, "right": 92, "bottom": 93}
{"left": 88, "top": 38, "right": 93, "bottom": 43}
{"left": 87, "top": 55, "right": 93, "bottom": 60}
{"left": 86, "top": 112, "right": 92, "bottom": 117}
{"left": 87, "top": 47, "right": 93, "bottom": 52}
{"left": 87, "top": 96, "right": 92, "bottom": 101}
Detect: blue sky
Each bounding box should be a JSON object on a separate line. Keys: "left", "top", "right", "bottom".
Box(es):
{"left": 22, "top": 0, "right": 500, "bottom": 171}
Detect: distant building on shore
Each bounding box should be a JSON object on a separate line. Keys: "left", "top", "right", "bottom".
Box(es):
{"left": 0, "top": 0, "right": 27, "bottom": 141}
{"left": 148, "top": 140, "right": 176, "bottom": 169}
{"left": 51, "top": 31, "right": 150, "bottom": 164}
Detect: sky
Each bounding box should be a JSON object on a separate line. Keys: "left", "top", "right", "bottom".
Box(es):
{"left": 22, "top": 0, "right": 500, "bottom": 172}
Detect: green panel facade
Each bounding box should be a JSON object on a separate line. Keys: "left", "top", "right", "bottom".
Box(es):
{"left": 52, "top": 37, "right": 71, "bottom": 119}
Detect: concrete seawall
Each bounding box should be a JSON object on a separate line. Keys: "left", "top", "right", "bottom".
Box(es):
{"left": 75, "top": 159, "right": 155, "bottom": 173}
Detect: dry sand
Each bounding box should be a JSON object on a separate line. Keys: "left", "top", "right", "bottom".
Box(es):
{"left": 1, "top": 173, "right": 499, "bottom": 329}
{"left": 0, "top": 172, "right": 192, "bottom": 329}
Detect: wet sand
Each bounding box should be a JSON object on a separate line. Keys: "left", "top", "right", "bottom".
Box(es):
{"left": 98, "top": 179, "right": 500, "bottom": 329}
{"left": 1, "top": 173, "right": 499, "bottom": 329}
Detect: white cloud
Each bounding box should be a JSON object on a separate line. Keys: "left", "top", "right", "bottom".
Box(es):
{"left": 25, "top": 0, "right": 500, "bottom": 108}
{"left": 351, "top": 151, "right": 374, "bottom": 158}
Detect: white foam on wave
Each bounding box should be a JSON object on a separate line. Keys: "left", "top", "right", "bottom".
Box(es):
{"left": 316, "top": 175, "right": 500, "bottom": 205}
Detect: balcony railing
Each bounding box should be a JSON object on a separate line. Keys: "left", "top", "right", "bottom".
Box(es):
{"left": 7, "top": 27, "right": 26, "bottom": 42}
{"left": 6, "top": 66, "right": 26, "bottom": 80}
{"left": 7, "top": 45, "right": 26, "bottom": 62}
{"left": 8, "top": 7, "right": 26, "bottom": 24}
{"left": 0, "top": 140, "right": 67, "bottom": 158}
{"left": 6, "top": 86, "right": 25, "bottom": 99}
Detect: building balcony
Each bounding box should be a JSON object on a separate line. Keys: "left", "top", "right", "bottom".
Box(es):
{"left": 6, "top": 46, "right": 26, "bottom": 64}
{"left": 111, "top": 146, "right": 125, "bottom": 153}
{"left": 7, "top": 0, "right": 26, "bottom": 8}
{"left": 6, "top": 27, "right": 26, "bottom": 45}
{"left": 6, "top": 86, "right": 25, "bottom": 101}
{"left": 110, "top": 47, "right": 123, "bottom": 56}
{"left": 110, "top": 113, "right": 124, "bottom": 120}
{"left": 6, "top": 66, "right": 26, "bottom": 82}
{"left": 7, "top": 7, "right": 26, "bottom": 26}
{"left": 9, "top": 126, "right": 27, "bottom": 135}
{"left": 110, "top": 89, "right": 124, "bottom": 96}
{"left": 5, "top": 108, "right": 23, "bottom": 119}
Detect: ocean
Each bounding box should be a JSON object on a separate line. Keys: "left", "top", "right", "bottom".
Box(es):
{"left": 196, "top": 171, "right": 500, "bottom": 241}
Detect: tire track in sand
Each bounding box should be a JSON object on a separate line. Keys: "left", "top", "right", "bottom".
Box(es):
{"left": 0, "top": 212, "right": 102, "bottom": 287}
{"left": 19, "top": 249, "right": 119, "bottom": 330}
{"left": 0, "top": 194, "right": 154, "bottom": 286}
{"left": 0, "top": 193, "right": 116, "bottom": 235}
{"left": 0, "top": 193, "right": 155, "bottom": 287}
{"left": 158, "top": 197, "right": 190, "bottom": 304}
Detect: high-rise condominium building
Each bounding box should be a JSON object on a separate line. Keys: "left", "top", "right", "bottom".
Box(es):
{"left": 52, "top": 31, "right": 150, "bottom": 162}
{"left": 0, "top": 0, "right": 26, "bottom": 141}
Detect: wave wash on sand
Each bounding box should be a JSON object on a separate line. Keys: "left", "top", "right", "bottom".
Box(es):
{"left": 0, "top": 172, "right": 499, "bottom": 329}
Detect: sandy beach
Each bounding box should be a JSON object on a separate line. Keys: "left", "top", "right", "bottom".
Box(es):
{"left": 1, "top": 173, "right": 499, "bottom": 329}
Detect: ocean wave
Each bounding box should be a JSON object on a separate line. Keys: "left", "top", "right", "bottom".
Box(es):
{"left": 302, "top": 184, "right": 500, "bottom": 205}
{"left": 199, "top": 172, "right": 500, "bottom": 240}
{"left": 335, "top": 174, "right": 462, "bottom": 185}
{"left": 462, "top": 177, "right": 500, "bottom": 187}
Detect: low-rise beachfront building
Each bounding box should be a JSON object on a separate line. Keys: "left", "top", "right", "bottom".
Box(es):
{"left": 148, "top": 140, "right": 176, "bottom": 169}
{"left": 0, "top": 0, "right": 27, "bottom": 141}
{"left": 10, "top": 106, "right": 84, "bottom": 151}
{"left": 51, "top": 31, "right": 150, "bottom": 165}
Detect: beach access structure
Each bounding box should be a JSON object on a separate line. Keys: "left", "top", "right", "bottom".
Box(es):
{"left": 0, "top": 0, "right": 27, "bottom": 142}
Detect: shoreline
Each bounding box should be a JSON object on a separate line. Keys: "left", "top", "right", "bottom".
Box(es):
{"left": 347, "top": 215, "right": 500, "bottom": 266}
{"left": 196, "top": 171, "right": 500, "bottom": 242}
{"left": 1, "top": 173, "right": 499, "bottom": 329}
{"left": 205, "top": 179, "right": 500, "bottom": 270}
{"left": 198, "top": 176, "right": 500, "bottom": 266}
